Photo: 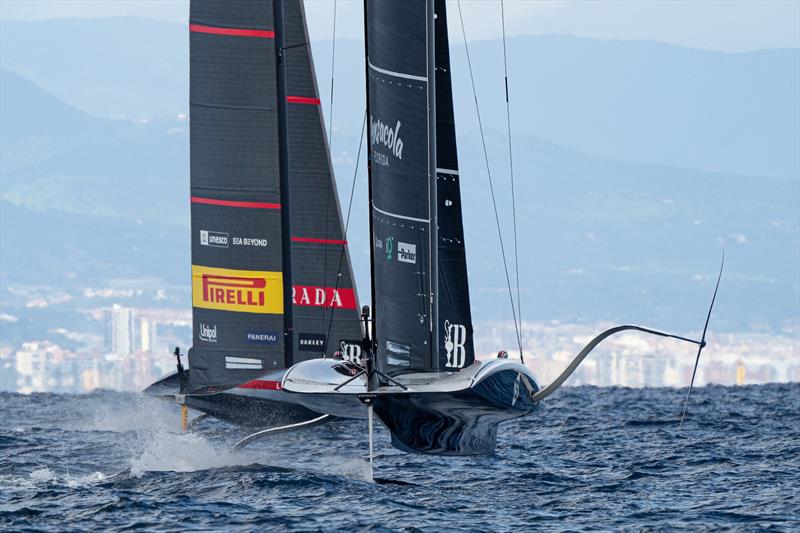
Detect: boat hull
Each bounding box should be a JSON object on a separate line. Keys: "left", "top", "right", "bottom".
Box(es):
{"left": 281, "top": 358, "right": 541, "bottom": 455}
{"left": 374, "top": 367, "right": 539, "bottom": 455}
{"left": 144, "top": 370, "right": 320, "bottom": 428}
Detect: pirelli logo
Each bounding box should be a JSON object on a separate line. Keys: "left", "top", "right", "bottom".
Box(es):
{"left": 192, "top": 265, "right": 283, "bottom": 314}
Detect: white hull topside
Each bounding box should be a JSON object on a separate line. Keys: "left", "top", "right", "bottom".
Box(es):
{"left": 281, "top": 357, "right": 539, "bottom": 396}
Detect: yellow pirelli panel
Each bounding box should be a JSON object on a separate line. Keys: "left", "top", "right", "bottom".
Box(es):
{"left": 192, "top": 265, "right": 284, "bottom": 314}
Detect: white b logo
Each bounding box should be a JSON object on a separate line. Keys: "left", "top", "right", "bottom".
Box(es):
{"left": 444, "top": 320, "right": 467, "bottom": 368}
{"left": 340, "top": 340, "right": 363, "bottom": 365}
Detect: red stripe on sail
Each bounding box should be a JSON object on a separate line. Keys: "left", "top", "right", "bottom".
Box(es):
{"left": 191, "top": 197, "right": 281, "bottom": 209}
{"left": 291, "top": 237, "right": 347, "bottom": 245}
{"left": 286, "top": 96, "right": 321, "bottom": 105}
{"left": 189, "top": 23, "right": 275, "bottom": 39}
{"left": 239, "top": 380, "right": 282, "bottom": 390}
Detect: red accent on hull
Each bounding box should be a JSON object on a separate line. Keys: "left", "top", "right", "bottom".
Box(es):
{"left": 189, "top": 23, "right": 275, "bottom": 39}
{"left": 239, "top": 380, "right": 282, "bottom": 391}
{"left": 191, "top": 197, "right": 281, "bottom": 209}
{"left": 291, "top": 237, "right": 348, "bottom": 245}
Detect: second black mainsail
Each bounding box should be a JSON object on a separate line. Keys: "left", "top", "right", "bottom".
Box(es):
{"left": 366, "top": 0, "right": 473, "bottom": 375}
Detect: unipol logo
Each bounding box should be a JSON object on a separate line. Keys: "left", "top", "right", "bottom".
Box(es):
{"left": 340, "top": 340, "right": 363, "bottom": 365}
{"left": 199, "top": 323, "right": 217, "bottom": 343}
{"left": 444, "top": 320, "right": 467, "bottom": 368}
{"left": 370, "top": 116, "right": 404, "bottom": 161}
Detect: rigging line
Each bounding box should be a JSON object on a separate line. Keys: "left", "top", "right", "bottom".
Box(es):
{"left": 319, "top": 0, "right": 338, "bottom": 344}
{"left": 328, "top": 0, "right": 337, "bottom": 145}
{"left": 500, "top": 0, "right": 523, "bottom": 364}
{"left": 455, "top": 0, "right": 523, "bottom": 361}
{"left": 324, "top": 111, "right": 368, "bottom": 348}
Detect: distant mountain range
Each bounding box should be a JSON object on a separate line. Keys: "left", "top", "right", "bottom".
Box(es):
{"left": 1, "top": 16, "right": 798, "bottom": 334}
{"left": 2, "top": 17, "right": 797, "bottom": 178}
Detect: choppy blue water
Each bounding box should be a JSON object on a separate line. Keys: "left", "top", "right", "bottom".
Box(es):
{"left": 1, "top": 384, "right": 798, "bottom": 531}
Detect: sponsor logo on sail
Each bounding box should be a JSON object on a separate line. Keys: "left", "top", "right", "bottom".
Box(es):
{"left": 370, "top": 116, "right": 403, "bottom": 166}
{"left": 386, "top": 339, "right": 411, "bottom": 366}
{"left": 292, "top": 285, "right": 357, "bottom": 309}
{"left": 397, "top": 242, "right": 416, "bottom": 264}
{"left": 298, "top": 333, "right": 326, "bottom": 352}
{"left": 444, "top": 320, "right": 467, "bottom": 368}
{"left": 233, "top": 236, "right": 268, "bottom": 247}
{"left": 198, "top": 323, "right": 217, "bottom": 343}
{"left": 192, "top": 265, "right": 283, "bottom": 314}
{"left": 340, "top": 339, "right": 363, "bottom": 365}
{"left": 200, "top": 230, "right": 268, "bottom": 248}
{"left": 246, "top": 331, "right": 278, "bottom": 344}
{"left": 200, "top": 230, "right": 229, "bottom": 248}
{"left": 385, "top": 237, "right": 394, "bottom": 261}
{"left": 225, "top": 356, "right": 262, "bottom": 370}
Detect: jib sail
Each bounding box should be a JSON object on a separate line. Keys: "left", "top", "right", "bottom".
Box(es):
{"left": 283, "top": 0, "right": 363, "bottom": 364}
{"left": 365, "top": 0, "right": 474, "bottom": 376}
{"left": 187, "top": 0, "right": 361, "bottom": 393}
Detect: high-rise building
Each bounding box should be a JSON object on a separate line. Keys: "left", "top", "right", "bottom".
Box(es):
{"left": 0, "top": 352, "right": 18, "bottom": 392}
{"left": 140, "top": 319, "right": 151, "bottom": 353}
{"left": 597, "top": 352, "right": 614, "bottom": 387}
{"left": 105, "top": 305, "right": 135, "bottom": 355}
{"left": 642, "top": 353, "right": 667, "bottom": 387}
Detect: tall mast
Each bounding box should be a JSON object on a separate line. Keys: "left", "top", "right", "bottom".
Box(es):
{"left": 274, "top": 0, "right": 294, "bottom": 368}
{"left": 362, "top": 0, "right": 379, "bottom": 390}
{"left": 426, "top": 0, "right": 438, "bottom": 370}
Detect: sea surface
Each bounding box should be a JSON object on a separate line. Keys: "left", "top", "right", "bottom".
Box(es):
{"left": 1, "top": 384, "right": 798, "bottom": 531}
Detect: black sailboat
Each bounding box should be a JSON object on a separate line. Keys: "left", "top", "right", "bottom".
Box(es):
{"left": 148, "top": 0, "right": 720, "bottom": 458}
{"left": 280, "top": 0, "right": 720, "bottom": 456}
{"left": 146, "top": 0, "right": 364, "bottom": 427}
{"left": 281, "top": 0, "right": 540, "bottom": 455}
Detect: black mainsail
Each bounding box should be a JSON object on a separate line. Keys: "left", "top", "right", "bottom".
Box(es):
{"left": 365, "top": 0, "right": 473, "bottom": 375}
{"left": 185, "top": 0, "right": 361, "bottom": 394}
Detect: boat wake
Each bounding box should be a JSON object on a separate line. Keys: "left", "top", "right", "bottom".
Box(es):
{"left": 1, "top": 390, "right": 376, "bottom": 496}
{"left": 127, "top": 429, "right": 256, "bottom": 476}
{"left": 0, "top": 467, "right": 109, "bottom": 491}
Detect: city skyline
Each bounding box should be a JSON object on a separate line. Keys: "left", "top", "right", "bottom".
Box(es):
{"left": 2, "top": 300, "right": 796, "bottom": 394}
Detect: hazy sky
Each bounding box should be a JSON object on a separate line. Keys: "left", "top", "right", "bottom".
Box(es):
{"left": 1, "top": 0, "right": 798, "bottom": 52}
